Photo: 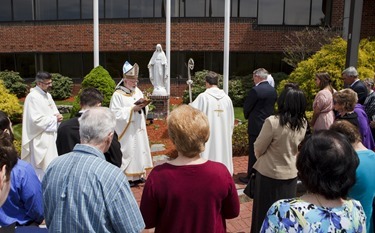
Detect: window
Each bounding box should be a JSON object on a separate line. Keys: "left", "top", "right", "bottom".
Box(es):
{"left": 105, "top": 0, "right": 128, "bottom": 18}
{"left": 258, "top": 0, "right": 326, "bottom": 25}
{"left": 311, "top": 0, "right": 325, "bottom": 25}
{"left": 129, "top": 0, "right": 153, "bottom": 18}
{"left": 184, "top": 0, "right": 205, "bottom": 17}
{"left": 154, "top": 0, "right": 164, "bottom": 17}
{"left": 0, "top": 0, "right": 12, "bottom": 21}
{"left": 207, "top": 0, "right": 225, "bottom": 17}
{"left": 58, "top": 0, "right": 80, "bottom": 19}
{"left": 0, "top": 54, "right": 16, "bottom": 71}
{"left": 35, "top": 0, "right": 57, "bottom": 20}
{"left": 60, "top": 53, "right": 82, "bottom": 78}
{"left": 16, "top": 54, "right": 35, "bottom": 79}
{"left": 239, "top": 0, "right": 257, "bottom": 17}
{"left": 42, "top": 53, "right": 60, "bottom": 73}
{"left": 258, "top": 0, "right": 284, "bottom": 25}
{"left": 284, "top": 0, "right": 310, "bottom": 25}
{"left": 13, "top": 0, "right": 33, "bottom": 21}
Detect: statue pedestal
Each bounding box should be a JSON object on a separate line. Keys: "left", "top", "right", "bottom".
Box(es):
{"left": 149, "top": 95, "right": 170, "bottom": 120}
{"left": 152, "top": 86, "right": 168, "bottom": 96}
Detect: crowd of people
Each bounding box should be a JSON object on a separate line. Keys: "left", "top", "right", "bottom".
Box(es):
{"left": 0, "top": 64, "right": 374, "bottom": 232}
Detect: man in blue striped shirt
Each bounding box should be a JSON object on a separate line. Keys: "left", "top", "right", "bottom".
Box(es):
{"left": 42, "top": 107, "right": 145, "bottom": 232}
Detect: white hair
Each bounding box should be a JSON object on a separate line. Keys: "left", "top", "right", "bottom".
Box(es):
{"left": 342, "top": 66, "right": 358, "bottom": 77}
{"left": 79, "top": 107, "right": 115, "bottom": 145}
{"left": 253, "top": 68, "right": 269, "bottom": 79}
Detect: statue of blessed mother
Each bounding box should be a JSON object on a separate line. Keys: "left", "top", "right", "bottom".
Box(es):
{"left": 148, "top": 44, "right": 168, "bottom": 96}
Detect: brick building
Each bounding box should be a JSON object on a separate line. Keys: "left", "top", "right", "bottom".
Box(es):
{"left": 0, "top": 0, "right": 373, "bottom": 81}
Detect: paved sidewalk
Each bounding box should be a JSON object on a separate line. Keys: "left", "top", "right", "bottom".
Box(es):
{"left": 131, "top": 154, "right": 252, "bottom": 233}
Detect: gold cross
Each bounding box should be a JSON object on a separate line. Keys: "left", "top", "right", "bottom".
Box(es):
{"left": 214, "top": 104, "right": 224, "bottom": 117}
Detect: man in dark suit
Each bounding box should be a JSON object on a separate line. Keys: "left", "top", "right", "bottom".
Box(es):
{"left": 56, "top": 88, "right": 122, "bottom": 168}
{"left": 342, "top": 66, "right": 368, "bottom": 105}
{"left": 239, "top": 68, "right": 277, "bottom": 184}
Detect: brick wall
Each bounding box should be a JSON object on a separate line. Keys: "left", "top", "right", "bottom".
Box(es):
{"left": 0, "top": 0, "right": 373, "bottom": 54}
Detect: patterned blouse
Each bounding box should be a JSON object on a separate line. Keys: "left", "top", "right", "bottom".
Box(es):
{"left": 261, "top": 198, "right": 366, "bottom": 233}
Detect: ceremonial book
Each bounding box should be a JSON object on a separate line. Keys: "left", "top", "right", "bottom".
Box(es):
{"left": 134, "top": 98, "right": 152, "bottom": 106}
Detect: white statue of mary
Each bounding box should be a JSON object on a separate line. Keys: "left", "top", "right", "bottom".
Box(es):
{"left": 148, "top": 44, "right": 168, "bottom": 96}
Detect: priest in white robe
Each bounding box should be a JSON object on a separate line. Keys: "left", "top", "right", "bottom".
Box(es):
{"left": 110, "top": 61, "right": 153, "bottom": 184}
{"left": 21, "top": 71, "right": 63, "bottom": 180}
{"left": 190, "top": 71, "right": 235, "bottom": 175}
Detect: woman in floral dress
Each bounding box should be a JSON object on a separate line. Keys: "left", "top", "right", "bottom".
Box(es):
{"left": 261, "top": 130, "right": 366, "bottom": 233}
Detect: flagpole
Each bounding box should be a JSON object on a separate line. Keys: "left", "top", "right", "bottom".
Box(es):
{"left": 93, "top": 0, "right": 99, "bottom": 67}
{"left": 223, "top": 0, "right": 230, "bottom": 94}
{"left": 166, "top": 0, "right": 171, "bottom": 95}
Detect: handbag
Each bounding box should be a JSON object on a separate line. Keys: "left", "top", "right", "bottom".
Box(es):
{"left": 243, "top": 172, "right": 256, "bottom": 198}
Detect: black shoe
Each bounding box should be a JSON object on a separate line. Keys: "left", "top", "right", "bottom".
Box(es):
{"left": 239, "top": 176, "right": 250, "bottom": 184}
{"left": 129, "top": 181, "right": 136, "bottom": 187}
{"left": 134, "top": 178, "right": 146, "bottom": 185}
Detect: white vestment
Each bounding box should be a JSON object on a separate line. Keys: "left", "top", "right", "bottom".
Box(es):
{"left": 109, "top": 87, "right": 153, "bottom": 181}
{"left": 190, "top": 87, "right": 234, "bottom": 175}
{"left": 21, "top": 86, "right": 59, "bottom": 180}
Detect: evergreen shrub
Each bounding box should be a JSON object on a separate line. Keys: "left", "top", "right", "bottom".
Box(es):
{"left": 182, "top": 70, "right": 253, "bottom": 107}
{"left": 0, "top": 71, "right": 28, "bottom": 98}
{"left": 0, "top": 81, "right": 23, "bottom": 123}
{"left": 232, "top": 122, "right": 248, "bottom": 156}
{"left": 71, "top": 66, "right": 116, "bottom": 117}
{"left": 50, "top": 73, "right": 73, "bottom": 100}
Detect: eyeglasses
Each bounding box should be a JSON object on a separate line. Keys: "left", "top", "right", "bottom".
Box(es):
{"left": 40, "top": 81, "right": 52, "bottom": 85}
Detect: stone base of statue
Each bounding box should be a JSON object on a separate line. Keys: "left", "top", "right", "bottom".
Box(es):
{"left": 149, "top": 95, "right": 170, "bottom": 120}
{"left": 152, "top": 86, "right": 168, "bottom": 96}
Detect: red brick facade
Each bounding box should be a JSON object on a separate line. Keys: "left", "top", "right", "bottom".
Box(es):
{"left": 0, "top": 0, "right": 372, "bottom": 54}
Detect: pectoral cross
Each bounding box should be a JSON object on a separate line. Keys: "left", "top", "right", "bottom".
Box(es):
{"left": 214, "top": 104, "right": 224, "bottom": 117}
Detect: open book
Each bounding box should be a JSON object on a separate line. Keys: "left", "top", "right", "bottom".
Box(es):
{"left": 134, "top": 98, "right": 152, "bottom": 106}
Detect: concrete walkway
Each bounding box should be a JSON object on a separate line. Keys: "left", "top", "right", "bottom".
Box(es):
{"left": 132, "top": 144, "right": 252, "bottom": 232}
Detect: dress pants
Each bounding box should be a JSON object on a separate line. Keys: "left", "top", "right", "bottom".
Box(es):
{"left": 247, "top": 135, "right": 257, "bottom": 176}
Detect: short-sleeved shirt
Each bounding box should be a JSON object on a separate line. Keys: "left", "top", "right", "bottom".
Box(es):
{"left": 261, "top": 198, "right": 366, "bottom": 233}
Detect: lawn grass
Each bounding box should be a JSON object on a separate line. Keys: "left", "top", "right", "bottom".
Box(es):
{"left": 234, "top": 107, "right": 245, "bottom": 122}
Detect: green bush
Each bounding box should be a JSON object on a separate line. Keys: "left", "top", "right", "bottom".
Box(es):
{"left": 50, "top": 73, "right": 73, "bottom": 100}
{"left": 279, "top": 37, "right": 375, "bottom": 110}
{"left": 183, "top": 70, "right": 216, "bottom": 104}
{"left": 229, "top": 75, "right": 253, "bottom": 107}
{"left": 182, "top": 70, "right": 253, "bottom": 107}
{"left": 232, "top": 121, "right": 248, "bottom": 156}
{"left": 0, "top": 81, "right": 23, "bottom": 123}
{"left": 71, "top": 66, "right": 116, "bottom": 117}
{"left": 0, "top": 71, "right": 28, "bottom": 98}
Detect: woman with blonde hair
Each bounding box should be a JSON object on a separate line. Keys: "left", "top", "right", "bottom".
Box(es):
{"left": 310, "top": 72, "right": 335, "bottom": 131}
{"left": 140, "top": 105, "right": 240, "bottom": 233}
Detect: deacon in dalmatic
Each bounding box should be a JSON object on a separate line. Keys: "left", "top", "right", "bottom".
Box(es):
{"left": 190, "top": 71, "right": 235, "bottom": 175}
{"left": 109, "top": 61, "right": 153, "bottom": 185}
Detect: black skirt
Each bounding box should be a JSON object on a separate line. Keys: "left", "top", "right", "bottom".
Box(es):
{"left": 250, "top": 170, "right": 297, "bottom": 233}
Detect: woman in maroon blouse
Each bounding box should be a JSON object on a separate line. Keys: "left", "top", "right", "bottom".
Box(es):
{"left": 140, "top": 105, "right": 240, "bottom": 233}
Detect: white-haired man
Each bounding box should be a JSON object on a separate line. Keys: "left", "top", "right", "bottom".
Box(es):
{"left": 240, "top": 68, "right": 277, "bottom": 184}
{"left": 43, "top": 107, "right": 145, "bottom": 232}
{"left": 342, "top": 66, "right": 368, "bottom": 105}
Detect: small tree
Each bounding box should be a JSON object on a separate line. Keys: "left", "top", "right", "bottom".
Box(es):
{"left": 283, "top": 27, "right": 341, "bottom": 68}
{"left": 0, "top": 70, "right": 28, "bottom": 98}
{"left": 71, "top": 66, "right": 116, "bottom": 117}
{"left": 279, "top": 37, "right": 375, "bottom": 110}
{"left": 50, "top": 73, "right": 73, "bottom": 100}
